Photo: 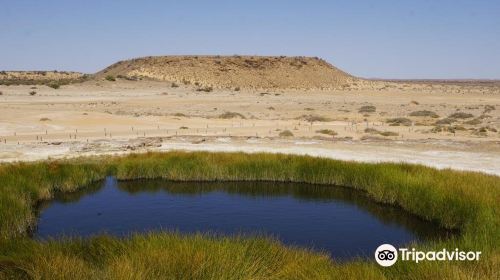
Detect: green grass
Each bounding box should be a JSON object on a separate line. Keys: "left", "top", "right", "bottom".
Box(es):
{"left": 105, "top": 75, "right": 116, "bottom": 82}
{"left": 0, "top": 152, "right": 499, "bottom": 279}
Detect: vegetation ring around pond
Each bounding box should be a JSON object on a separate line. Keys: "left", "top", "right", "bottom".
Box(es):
{"left": 0, "top": 151, "right": 499, "bottom": 279}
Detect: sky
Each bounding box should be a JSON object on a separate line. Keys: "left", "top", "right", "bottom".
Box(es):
{"left": 1, "top": 0, "right": 499, "bottom": 79}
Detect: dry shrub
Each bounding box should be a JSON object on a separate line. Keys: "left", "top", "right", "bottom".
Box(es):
{"left": 316, "top": 129, "right": 337, "bottom": 136}
{"left": 358, "top": 105, "right": 376, "bottom": 113}
{"left": 386, "top": 117, "right": 411, "bottom": 126}
{"left": 279, "top": 130, "right": 294, "bottom": 137}
{"left": 409, "top": 110, "right": 439, "bottom": 118}
{"left": 218, "top": 112, "right": 246, "bottom": 119}
{"left": 448, "top": 112, "right": 473, "bottom": 119}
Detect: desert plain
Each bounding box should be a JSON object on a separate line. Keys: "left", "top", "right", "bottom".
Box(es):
{"left": 1, "top": 56, "right": 499, "bottom": 175}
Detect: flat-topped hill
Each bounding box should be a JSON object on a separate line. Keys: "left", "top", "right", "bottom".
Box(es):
{"left": 0, "top": 71, "right": 87, "bottom": 86}
{"left": 97, "top": 55, "right": 360, "bottom": 90}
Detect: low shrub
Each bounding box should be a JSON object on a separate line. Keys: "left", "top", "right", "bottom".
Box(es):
{"left": 465, "top": 118, "right": 482, "bottom": 125}
{"left": 218, "top": 112, "right": 246, "bottom": 119}
{"left": 386, "top": 117, "right": 411, "bottom": 126}
{"left": 380, "top": 131, "right": 399, "bottom": 137}
{"left": 196, "top": 86, "right": 213, "bottom": 92}
{"left": 409, "top": 110, "right": 439, "bottom": 118}
{"left": 47, "top": 82, "right": 60, "bottom": 89}
{"left": 278, "top": 130, "right": 294, "bottom": 137}
{"left": 358, "top": 105, "right": 376, "bottom": 113}
{"left": 449, "top": 112, "right": 473, "bottom": 119}
{"left": 299, "top": 114, "right": 332, "bottom": 122}
{"left": 364, "top": 128, "right": 380, "bottom": 134}
{"left": 316, "top": 129, "right": 337, "bottom": 136}
{"left": 483, "top": 105, "right": 495, "bottom": 113}
{"left": 435, "top": 118, "right": 456, "bottom": 125}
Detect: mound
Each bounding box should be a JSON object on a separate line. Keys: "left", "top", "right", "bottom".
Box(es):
{"left": 97, "top": 55, "right": 360, "bottom": 90}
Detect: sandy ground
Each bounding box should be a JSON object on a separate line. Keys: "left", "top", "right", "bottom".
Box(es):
{"left": 0, "top": 80, "right": 499, "bottom": 175}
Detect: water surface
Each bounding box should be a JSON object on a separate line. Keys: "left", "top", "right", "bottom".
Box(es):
{"left": 35, "top": 177, "right": 452, "bottom": 260}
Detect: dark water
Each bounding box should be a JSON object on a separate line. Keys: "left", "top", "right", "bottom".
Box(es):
{"left": 35, "top": 177, "right": 452, "bottom": 260}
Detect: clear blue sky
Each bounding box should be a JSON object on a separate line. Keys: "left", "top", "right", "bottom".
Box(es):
{"left": 1, "top": 0, "right": 499, "bottom": 79}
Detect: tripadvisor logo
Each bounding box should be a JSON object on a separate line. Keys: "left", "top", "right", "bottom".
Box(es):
{"left": 375, "top": 244, "right": 398, "bottom": 267}
{"left": 374, "top": 244, "right": 481, "bottom": 267}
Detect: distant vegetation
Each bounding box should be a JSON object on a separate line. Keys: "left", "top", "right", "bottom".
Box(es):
{"left": 358, "top": 105, "right": 376, "bottom": 113}
{"left": 196, "top": 86, "right": 214, "bottom": 92}
{"left": 465, "top": 118, "right": 482, "bottom": 125}
{"left": 379, "top": 131, "right": 399, "bottom": 137}
{"left": 316, "top": 129, "right": 337, "bottom": 136}
{"left": 105, "top": 75, "right": 116, "bottom": 82}
{"left": 0, "top": 71, "right": 89, "bottom": 86}
{"left": 47, "top": 82, "right": 61, "bottom": 89}
{"left": 483, "top": 105, "right": 495, "bottom": 113}
{"left": 386, "top": 117, "right": 412, "bottom": 126}
{"left": 218, "top": 111, "right": 246, "bottom": 119}
{"left": 435, "top": 117, "right": 457, "bottom": 125}
{"left": 364, "top": 128, "right": 398, "bottom": 137}
{"left": 299, "top": 114, "right": 332, "bottom": 122}
{"left": 409, "top": 110, "right": 439, "bottom": 118}
{"left": 278, "top": 130, "right": 294, "bottom": 137}
{"left": 0, "top": 152, "right": 498, "bottom": 279}
{"left": 448, "top": 112, "right": 474, "bottom": 119}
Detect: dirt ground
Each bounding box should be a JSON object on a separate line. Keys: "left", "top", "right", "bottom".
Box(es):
{"left": 0, "top": 80, "right": 499, "bottom": 175}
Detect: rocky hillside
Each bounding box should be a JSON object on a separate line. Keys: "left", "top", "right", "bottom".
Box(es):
{"left": 97, "top": 55, "right": 362, "bottom": 90}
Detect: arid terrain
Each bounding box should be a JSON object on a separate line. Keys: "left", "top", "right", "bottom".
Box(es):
{"left": 1, "top": 56, "right": 499, "bottom": 174}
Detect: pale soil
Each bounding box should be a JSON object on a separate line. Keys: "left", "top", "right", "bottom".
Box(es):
{"left": 0, "top": 80, "right": 499, "bottom": 175}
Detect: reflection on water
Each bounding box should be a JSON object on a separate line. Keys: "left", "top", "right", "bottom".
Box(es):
{"left": 35, "top": 177, "right": 454, "bottom": 260}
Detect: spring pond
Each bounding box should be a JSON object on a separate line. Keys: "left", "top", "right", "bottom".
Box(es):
{"left": 34, "top": 177, "right": 453, "bottom": 260}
